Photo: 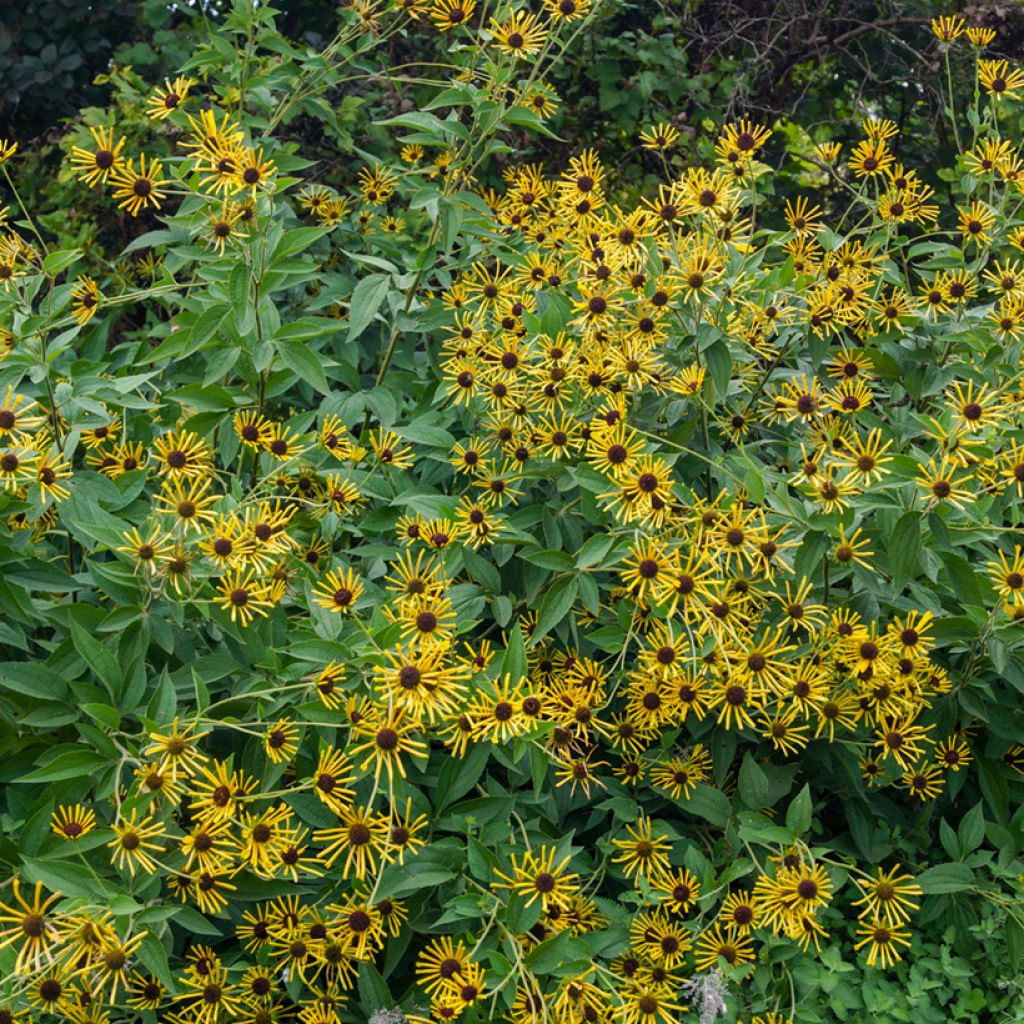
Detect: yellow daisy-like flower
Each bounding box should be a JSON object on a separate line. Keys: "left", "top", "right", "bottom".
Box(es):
{"left": 215, "top": 570, "right": 275, "bottom": 625}
{"left": 430, "top": 0, "right": 477, "bottom": 31}
{"left": 205, "top": 200, "right": 249, "bottom": 254}
{"left": 610, "top": 813, "right": 671, "bottom": 882}
{"left": 692, "top": 922, "right": 755, "bottom": 971}
{"left": 234, "top": 146, "right": 277, "bottom": 194}
{"left": 490, "top": 10, "right": 547, "bottom": 57}
{"left": 70, "top": 125, "right": 126, "bottom": 185}
{"left": 147, "top": 76, "right": 195, "bottom": 119}
{"left": 313, "top": 566, "right": 364, "bottom": 614}
{"left": 50, "top": 804, "right": 97, "bottom": 841}
{"left": 350, "top": 709, "right": 429, "bottom": 783}
{"left": 640, "top": 122, "right": 681, "bottom": 151}
{"left": 544, "top": 0, "right": 590, "bottom": 20}
{"left": 931, "top": 15, "right": 964, "bottom": 42}
{"left": 264, "top": 719, "right": 300, "bottom": 763}
{"left": 0, "top": 880, "right": 61, "bottom": 973}
{"left": 979, "top": 59, "right": 1024, "bottom": 100}
{"left": 854, "top": 918, "right": 912, "bottom": 967}
{"left": 109, "top": 154, "right": 169, "bottom": 216}
{"left": 958, "top": 201, "right": 996, "bottom": 245}
{"left": 108, "top": 811, "right": 167, "bottom": 876}
{"left": 70, "top": 275, "right": 101, "bottom": 325}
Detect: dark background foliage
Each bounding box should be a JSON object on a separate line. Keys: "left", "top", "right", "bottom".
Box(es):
{"left": 7, "top": 0, "right": 1024, "bottom": 257}
{"left": 8, "top": 1, "right": 1024, "bottom": 152}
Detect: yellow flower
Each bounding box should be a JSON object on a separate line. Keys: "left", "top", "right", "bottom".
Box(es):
{"left": 640, "top": 122, "right": 681, "bottom": 150}
{"left": 71, "top": 126, "right": 126, "bottom": 185}
{"left": 70, "top": 275, "right": 101, "bottom": 325}
{"left": 610, "top": 813, "right": 671, "bottom": 882}
{"left": 854, "top": 918, "right": 912, "bottom": 967}
{"left": 958, "top": 201, "right": 996, "bottom": 244}
{"left": 369, "top": 429, "right": 415, "bottom": 469}
{"left": 0, "top": 446, "right": 39, "bottom": 490}
{"left": 108, "top": 811, "right": 167, "bottom": 876}
{"left": 931, "top": 16, "right": 965, "bottom": 42}
{"left": 966, "top": 26, "right": 997, "bottom": 47}
{"left": 234, "top": 146, "right": 277, "bottom": 194}
{"left": 979, "top": 59, "right": 1024, "bottom": 100}
{"left": 215, "top": 570, "right": 274, "bottom": 625}
{"left": 716, "top": 119, "right": 772, "bottom": 163}
{"left": 350, "top": 709, "right": 429, "bottom": 782}
{"left": 109, "top": 154, "right": 169, "bottom": 216}
{"left": 315, "top": 805, "right": 389, "bottom": 878}
{"left": 851, "top": 865, "right": 922, "bottom": 926}
{"left": 147, "top": 76, "right": 195, "bottom": 120}
{"left": 490, "top": 10, "right": 547, "bottom": 57}
{"left": 848, "top": 138, "right": 893, "bottom": 177}
{"left": 313, "top": 566, "right": 364, "bottom": 614}
{"left": 205, "top": 200, "right": 248, "bottom": 253}
{"left": 543, "top": 0, "right": 589, "bottom": 19}
{"left": 692, "top": 922, "right": 755, "bottom": 971}
{"left": 50, "top": 804, "right": 96, "bottom": 841}
{"left": 986, "top": 546, "right": 1024, "bottom": 605}
{"left": 155, "top": 476, "right": 220, "bottom": 532}
{"left": 33, "top": 449, "right": 72, "bottom": 502}
{"left": 309, "top": 745, "right": 355, "bottom": 812}
{"left": 264, "top": 719, "right": 300, "bottom": 762}
{"left": 430, "top": 0, "right": 476, "bottom": 32}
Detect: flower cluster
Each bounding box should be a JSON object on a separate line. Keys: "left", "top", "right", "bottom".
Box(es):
{"left": 0, "top": 5, "right": 1021, "bottom": 1024}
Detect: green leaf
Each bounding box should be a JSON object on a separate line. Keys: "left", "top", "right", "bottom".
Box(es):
{"left": 685, "top": 784, "right": 731, "bottom": 827}
{"left": 957, "top": 803, "right": 985, "bottom": 855}
{"left": 137, "top": 933, "right": 177, "bottom": 995}
{"left": 69, "top": 618, "right": 122, "bottom": 697}
{"left": 1008, "top": 917, "right": 1024, "bottom": 970}
{"left": 577, "top": 534, "right": 615, "bottom": 569}
{"left": 525, "top": 931, "right": 589, "bottom": 974}
{"left": 357, "top": 962, "right": 392, "bottom": 1014}
{"left": 20, "top": 748, "right": 111, "bottom": 782}
{"left": 917, "top": 862, "right": 975, "bottom": 894}
{"left": 376, "top": 110, "right": 451, "bottom": 137}
{"left": 521, "top": 549, "right": 575, "bottom": 571}
{"left": 273, "top": 226, "right": 330, "bottom": 259}
{"left": 22, "top": 856, "right": 109, "bottom": 899}
{"left": 435, "top": 742, "right": 492, "bottom": 814}
{"left": 81, "top": 703, "right": 120, "bottom": 729}
{"left": 704, "top": 338, "right": 732, "bottom": 397}
{"left": 276, "top": 339, "right": 330, "bottom": 395}
{"left": 941, "top": 551, "right": 984, "bottom": 607}
{"left": 372, "top": 866, "right": 458, "bottom": 900}
{"left": 977, "top": 755, "right": 1009, "bottom": 822}
{"left": 0, "top": 661, "right": 69, "bottom": 701}
{"left": 794, "top": 531, "right": 828, "bottom": 581}
{"left": 168, "top": 906, "right": 222, "bottom": 936}
{"left": 42, "top": 248, "right": 83, "bottom": 275}
{"left": 737, "top": 812, "right": 794, "bottom": 845}
{"left": 785, "top": 784, "right": 812, "bottom": 836}
{"left": 346, "top": 273, "right": 390, "bottom": 342}
{"left": 492, "top": 595, "right": 513, "bottom": 628}
{"left": 888, "top": 511, "right": 921, "bottom": 591}
{"left": 501, "top": 621, "right": 527, "bottom": 679}
{"left": 228, "top": 261, "right": 254, "bottom": 336}
{"left": 737, "top": 753, "right": 768, "bottom": 810}
{"left": 531, "top": 576, "right": 578, "bottom": 645}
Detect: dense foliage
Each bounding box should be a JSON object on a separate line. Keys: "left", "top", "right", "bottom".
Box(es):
{"left": 0, "top": 4, "right": 1022, "bottom": 1024}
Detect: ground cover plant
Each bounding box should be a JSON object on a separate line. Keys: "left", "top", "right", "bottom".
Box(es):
{"left": 0, "top": 2, "right": 1022, "bottom": 1023}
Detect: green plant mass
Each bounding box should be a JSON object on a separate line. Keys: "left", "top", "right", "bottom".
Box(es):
{"left": 0, "top": 2, "right": 1022, "bottom": 1023}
